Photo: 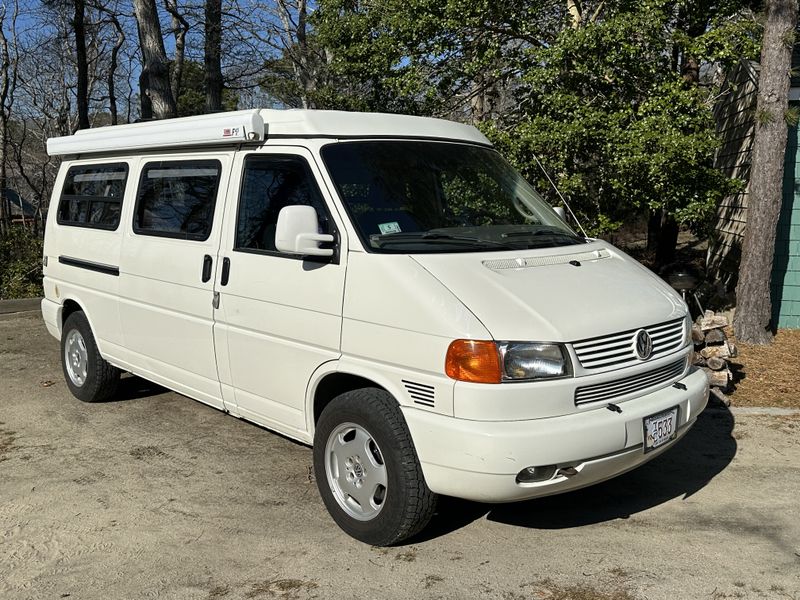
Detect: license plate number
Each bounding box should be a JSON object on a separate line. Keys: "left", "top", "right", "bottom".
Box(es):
{"left": 643, "top": 407, "right": 678, "bottom": 452}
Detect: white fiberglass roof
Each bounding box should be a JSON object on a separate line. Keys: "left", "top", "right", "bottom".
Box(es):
{"left": 46, "top": 109, "right": 491, "bottom": 156}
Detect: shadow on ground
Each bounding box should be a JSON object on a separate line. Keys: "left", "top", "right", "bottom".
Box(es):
{"left": 107, "top": 373, "right": 168, "bottom": 402}
{"left": 413, "top": 406, "right": 737, "bottom": 542}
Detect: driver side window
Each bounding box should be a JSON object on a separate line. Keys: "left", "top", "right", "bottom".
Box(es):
{"left": 235, "top": 155, "right": 330, "bottom": 253}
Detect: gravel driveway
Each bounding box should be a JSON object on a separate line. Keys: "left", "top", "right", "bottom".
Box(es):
{"left": 1, "top": 309, "right": 799, "bottom": 600}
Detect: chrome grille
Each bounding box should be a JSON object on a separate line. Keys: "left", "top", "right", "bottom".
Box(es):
{"left": 572, "top": 318, "right": 685, "bottom": 372}
{"left": 574, "top": 358, "right": 686, "bottom": 406}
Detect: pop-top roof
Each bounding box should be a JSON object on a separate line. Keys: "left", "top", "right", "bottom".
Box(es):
{"left": 46, "top": 109, "right": 491, "bottom": 156}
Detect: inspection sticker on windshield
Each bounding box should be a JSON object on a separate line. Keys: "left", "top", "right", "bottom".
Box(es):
{"left": 643, "top": 406, "right": 678, "bottom": 452}
{"left": 378, "top": 221, "right": 402, "bottom": 234}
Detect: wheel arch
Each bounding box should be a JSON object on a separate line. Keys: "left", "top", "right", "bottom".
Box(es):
{"left": 59, "top": 297, "right": 102, "bottom": 353}
{"left": 61, "top": 298, "right": 84, "bottom": 326}
{"left": 306, "top": 362, "right": 409, "bottom": 436}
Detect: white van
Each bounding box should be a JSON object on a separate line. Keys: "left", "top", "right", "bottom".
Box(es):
{"left": 42, "top": 109, "right": 708, "bottom": 545}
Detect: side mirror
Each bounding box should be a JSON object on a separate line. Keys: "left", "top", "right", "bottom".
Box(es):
{"left": 275, "top": 205, "right": 334, "bottom": 257}
{"left": 552, "top": 206, "right": 566, "bottom": 221}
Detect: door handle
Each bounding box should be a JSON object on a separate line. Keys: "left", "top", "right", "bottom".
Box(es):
{"left": 221, "top": 257, "right": 231, "bottom": 286}
{"left": 201, "top": 254, "right": 213, "bottom": 283}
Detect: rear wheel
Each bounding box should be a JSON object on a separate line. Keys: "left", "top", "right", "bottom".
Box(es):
{"left": 313, "top": 388, "right": 437, "bottom": 546}
{"left": 61, "top": 311, "right": 120, "bottom": 402}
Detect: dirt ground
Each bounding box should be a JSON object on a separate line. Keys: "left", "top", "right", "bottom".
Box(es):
{"left": 728, "top": 329, "right": 800, "bottom": 409}
{"left": 1, "top": 311, "right": 800, "bottom": 600}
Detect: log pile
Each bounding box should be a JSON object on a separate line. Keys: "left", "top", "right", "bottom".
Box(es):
{"left": 691, "top": 310, "right": 737, "bottom": 406}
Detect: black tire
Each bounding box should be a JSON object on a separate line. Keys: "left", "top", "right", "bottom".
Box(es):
{"left": 313, "top": 388, "right": 437, "bottom": 546}
{"left": 61, "top": 311, "right": 120, "bottom": 403}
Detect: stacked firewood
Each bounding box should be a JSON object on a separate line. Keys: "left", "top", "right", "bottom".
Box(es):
{"left": 690, "top": 310, "right": 737, "bottom": 405}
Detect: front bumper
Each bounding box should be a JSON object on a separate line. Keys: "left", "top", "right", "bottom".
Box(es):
{"left": 402, "top": 367, "right": 709, "bottom": 503}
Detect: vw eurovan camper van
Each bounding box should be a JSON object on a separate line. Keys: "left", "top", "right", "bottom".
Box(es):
{"left": 42, "top": 109, "right": 709, "bottom": 545}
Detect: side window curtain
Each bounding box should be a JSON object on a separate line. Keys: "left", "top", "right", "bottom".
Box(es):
{"left": 133, "top": 160, "right": 222, "bottom": 241}
{"left": 235, "top": 155, "right": 330, "bottom": 253}
{"left": 57, "top": 163, "right": 128, "bottom": 230}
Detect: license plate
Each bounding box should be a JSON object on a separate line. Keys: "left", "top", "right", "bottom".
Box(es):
{"left": 643, "top": 407, "right": 679, "bottom": 453}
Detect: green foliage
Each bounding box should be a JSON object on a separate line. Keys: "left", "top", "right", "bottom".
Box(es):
{"left": 0, "top": 227, "right": 44, "bottom": 299}
{"left": 311, "top": 0, "right": 757, "bottom": 240}
{"left": 260, "top": 55, "right": 305, "bottom": 108}
{"left": 757, "top": 108, "right": 776, "bottom": 124}
{"left": 680, "top": 12, "right": 761, "bottom": 68}
{"left": 175, "top": 61, "right": 238, "bottom": 117}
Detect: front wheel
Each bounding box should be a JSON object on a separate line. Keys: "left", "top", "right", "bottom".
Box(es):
{"left": 313, "top": 389, "right": 437, "bottom": 546}
{"left": 61, "top": 311, "right": 120, "bottom": 402}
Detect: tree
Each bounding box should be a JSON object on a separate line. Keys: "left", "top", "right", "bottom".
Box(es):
{"left": 313, "top": 0, "right": 756, "bottom": 264}
{"left": 0, "top": 3, "right": 15, "bottom": 235}
{"left": 204, "top": 0, "right": 223, "bottom": 112}
{"left": 133, "top": 0, "right": 177, "bottom": 119}
{"left": 176, "top": 60, "right": 237, "bottom": 116}
{"left": 164, "top": 0, "right": 190, "bottom": 107}
{"left": 734, "top": 0, "right": 799, "bottom": 344}
{"left": 72, "top": 0, "right": 90, "bottom": 129}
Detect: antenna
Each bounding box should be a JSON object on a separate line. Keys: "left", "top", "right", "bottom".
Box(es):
{"left": 532, "top": 153, "right": 589, "bottom": 238}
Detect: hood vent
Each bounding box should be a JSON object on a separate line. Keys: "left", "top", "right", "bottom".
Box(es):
{"left": 483, "top": 248, "right": 611, "bottom": 271}
{"left": 402, "top": 380, "right": 435, "bottom": 408}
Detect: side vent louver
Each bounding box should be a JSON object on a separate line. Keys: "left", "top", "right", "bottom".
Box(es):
{"left": 402, "top": 380, "right": 435, "bottom": 408}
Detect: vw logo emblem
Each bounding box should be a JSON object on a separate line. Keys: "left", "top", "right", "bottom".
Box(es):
{"left": 635, "top": 330, "right": 653, "bottom": 360}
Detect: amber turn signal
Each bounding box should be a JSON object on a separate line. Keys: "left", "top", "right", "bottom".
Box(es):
{"left": 445, "top": 339, "right": 502, "bottom": 384}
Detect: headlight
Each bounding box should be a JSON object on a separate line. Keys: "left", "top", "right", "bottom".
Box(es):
{"left": 498, "top": 342, "right": 572, "bottom": 381}
{"left": 684, "top": 313, "right": 693, "bottom": 346}
{"left": 445, "top": 340, "right": 572, "bottom": 383}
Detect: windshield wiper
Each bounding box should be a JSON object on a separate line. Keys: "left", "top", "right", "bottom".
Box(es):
{"left": 370, "top": 232, "right": 516, "bottom": 249}
{"left": 502, "top": 229, "right": 584, "bottom": 242}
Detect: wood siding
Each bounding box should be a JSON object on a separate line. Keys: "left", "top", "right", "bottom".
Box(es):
{"left": 707, "top": 60, "right": 759, "bottom": 284}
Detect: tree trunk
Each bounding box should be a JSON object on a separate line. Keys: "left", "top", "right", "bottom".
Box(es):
{"left": 276, "top": 0, "right": 312, "bottom": 109}
{"left": 646, "top": 210, "right": 679, "bottom": 267}
{"left": 734, "top": 0, "right": 798, "bottom": 344}
{"left": 655, "top": 215, "right": 679, "bottom": 268}
{"left": 165, "top": 0, "right": 189, "bottom": 107}
{"left": 108, "top": 15, "right": 124, "bottom": 125}
{"left": 139, "top": 70, "right": 153, "bottom": 120}
{"left": 646, "top": 210, "right": 661, "bottom": 257}
{"left": 567, "top": 0, "right": 582, "bottom": 29}
{"left": 0, "top": 5, "right": 10, "bottom": 236}
{"left": 133, "top": 0, "right": 177, "bottom": 119}
{"left": 73, "top": 0, "right": 90, "bottom": 130}
{"left": 204, "top": 0, "right": 223, "bottom": 113}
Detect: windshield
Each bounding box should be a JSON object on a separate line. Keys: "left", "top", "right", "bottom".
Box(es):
{"left": 320, "top": 140, "right": 583, "bottom": 253}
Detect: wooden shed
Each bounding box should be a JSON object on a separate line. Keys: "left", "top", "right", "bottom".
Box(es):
{"left": 707, "top": 58, "right": 800, "bottom": 328}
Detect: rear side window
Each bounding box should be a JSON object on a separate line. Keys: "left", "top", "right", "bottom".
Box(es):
{"left": 235, "top": 155, "right": 331, "bottom": 253}
{"left": 57, "top": 163, "right": 128, "bottom": 230}
{"left": 133, "top": 160, "right": 221, "bottom": 241}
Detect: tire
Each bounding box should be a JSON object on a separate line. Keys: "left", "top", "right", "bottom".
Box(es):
{"left": 313, "top": 388, "right": 437, "bottom": 546}
{"left": 61, "top": 311, "right": 120, "bottom": 403}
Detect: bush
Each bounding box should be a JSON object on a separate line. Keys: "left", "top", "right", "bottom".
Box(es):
{"left": 0, "top": 227, "right": 43, "bottom": 299}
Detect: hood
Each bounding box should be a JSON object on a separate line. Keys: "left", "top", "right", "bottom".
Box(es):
{"left": 411, "top": 240, "right": 687, "bottom": 342}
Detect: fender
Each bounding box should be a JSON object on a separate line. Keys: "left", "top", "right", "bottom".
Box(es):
{"left": 54, "top": 292, "right": 121, "bottom": 367}
{"left": 304, "top": 356, "right": 456, "bottom": 438}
